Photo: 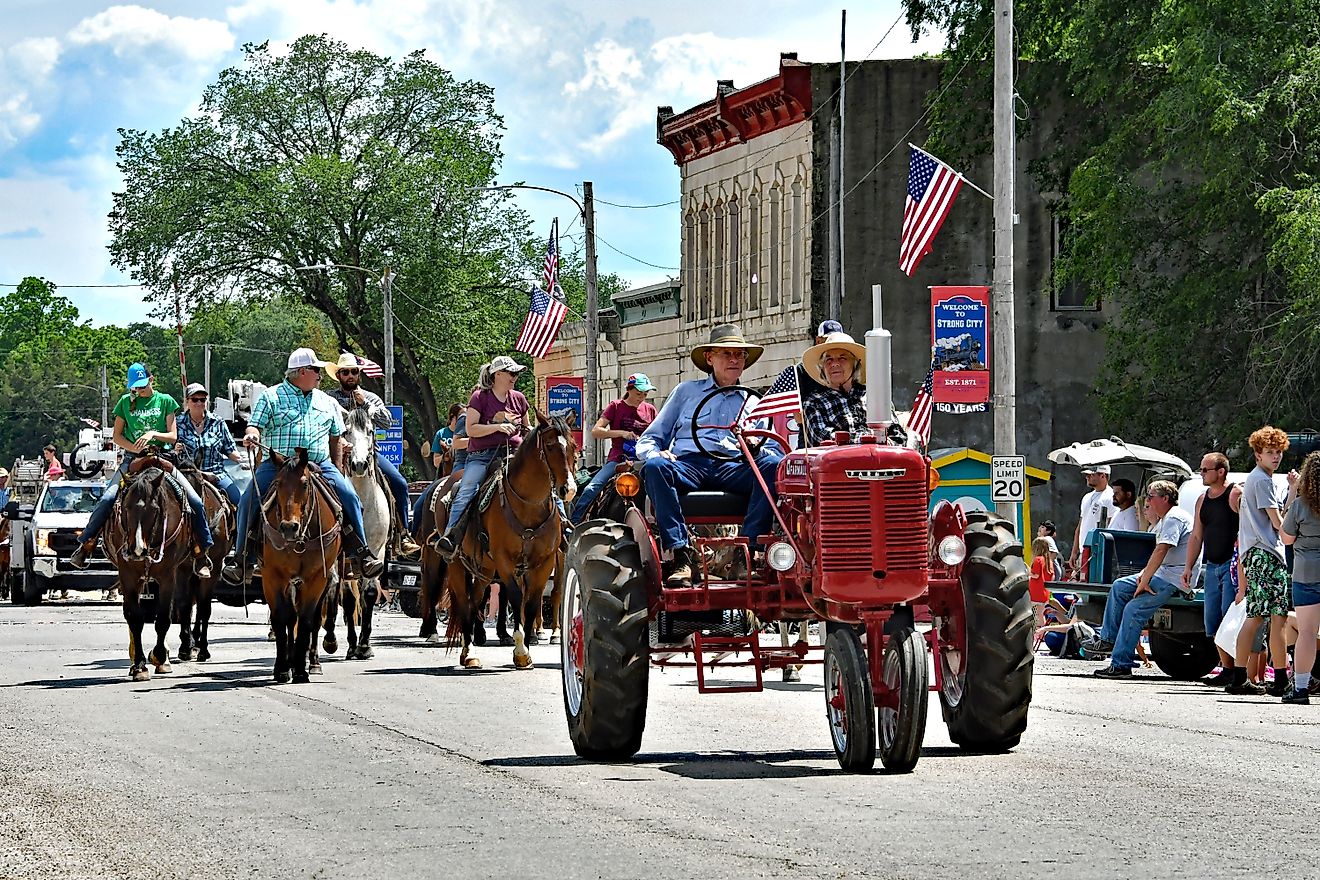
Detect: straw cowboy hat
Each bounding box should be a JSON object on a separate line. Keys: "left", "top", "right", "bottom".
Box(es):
{"left": 802, "top": 331, "right": 867, "bottom": 384}
{"left": 690, "top": 323, "right": 764, "bottom": 373}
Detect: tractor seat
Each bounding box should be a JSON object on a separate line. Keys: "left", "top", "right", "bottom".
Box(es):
{"left": 680, "top": 491, "right": 748, "bottom": 521}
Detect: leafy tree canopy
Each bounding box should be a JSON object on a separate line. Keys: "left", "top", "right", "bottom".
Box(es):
{"left": 903, "top": 0, "right": 1320, "bottom": 456}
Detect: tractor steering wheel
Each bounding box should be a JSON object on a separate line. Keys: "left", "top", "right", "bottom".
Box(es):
{"left": 689, "top": 384, "right": 786, "bottom": 462}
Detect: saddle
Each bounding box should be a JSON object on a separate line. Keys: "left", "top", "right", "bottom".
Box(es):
{"left": 261, "top": 468, "right": 343, "bottom": 523}
{"left": 126, "top": 452, "right": 177, "bottom": 476}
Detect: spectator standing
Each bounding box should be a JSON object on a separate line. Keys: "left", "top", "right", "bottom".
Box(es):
{"left": 1183, "top": 452, "right": 1242, "bottom": 686}
{"left": 1085, "top": 480, "right": 1197, "bottom": 678}
{"left": 1070, "top": 465, "right": 1116, "bottom": 579}
{"left": 1228, "top": 426, "right": 1298, "bottom": 696}
{"left": 42, "top": 444, "right": 64, "bottom": 482}
{"left": 431, "top": 404, "right": 461, "bottom": 471}
{"left": 1110, "top": 479, "right": 1140, "bottom": 531}
{"left": 1280, "top": 450, "right": 1320, "bottom": 703}
{"left": 1029, "top": 537, "right": 1053, "bottom": 626}
{"left": 1038, "top": 520, "right": 1064, "bottom": 580}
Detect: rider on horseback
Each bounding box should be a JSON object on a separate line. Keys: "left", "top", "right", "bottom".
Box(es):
{"left": 176, "top": 382, "right": 248, "bottom": 506}
{"left": 326, "top": 353, "right": 421, "bottom": 558}
{"left": 221, "top": 349, "right": 385, "bottom": 584}
{"left": 69, "top": 363, "right": 215, "bottom": 576}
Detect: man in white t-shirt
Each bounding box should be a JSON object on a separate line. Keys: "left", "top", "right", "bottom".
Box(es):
{"left": 1110, "top": 478, "right": 1140, "bottom": 531}
{"left": 1070, "top": 465, "right": 1117, "bottom": 579}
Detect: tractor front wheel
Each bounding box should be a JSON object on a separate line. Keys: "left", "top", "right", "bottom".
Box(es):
{"left": 561, "top": 521, "right": 650, "bottom": 761}
{"left": 824, "top": 626, "right": 876, "bottom": 773}
{"left": 878, "top": 626, "right": 929, "bottom": 773}
{"left": 938, "top": 511, "right": 1033, "bottom": 752}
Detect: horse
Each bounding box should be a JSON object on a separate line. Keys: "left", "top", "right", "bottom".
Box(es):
{"left": 261, "top": 448, "right": 342, "bottom": 684}
{"left": 174, "top": 462, "right": 235, "bottom": 663}
{"left": 103, "top": 455, "right": 195, "bottom": 682}
{"left": 440, "top": 410, "right": 576, "bottom": 669}
{"left": 321, "top": 406, "right": 388, "bottom": 660}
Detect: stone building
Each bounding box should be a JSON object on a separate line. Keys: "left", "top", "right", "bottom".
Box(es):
{"left": 534, "top": 54, "right": 1112, "bottom": 527}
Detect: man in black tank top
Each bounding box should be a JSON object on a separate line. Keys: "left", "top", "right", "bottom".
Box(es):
{"left": 1183, "top": 452, "right": 1243, "bottom": 685}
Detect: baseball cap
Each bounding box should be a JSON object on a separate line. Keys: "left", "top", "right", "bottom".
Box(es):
{"left": 184, "top": 382, "right": 208, "bottom": 398}
{"left": 626, "top": 373, "right": 654, "bottom": 392}
{"left": 126, "top": 363, "right": 150, "bottom": 390}
{"left": 0, "top": 467, "right": 9, "bottom": 479}
{"left": 816, "top": 319, "right": 844, "bottom": 338}
{"left": 1081, "top": 464, "right": 1111, "bottom": 475}
{"left": 488, "top": 355, "right": 527, "bottom": 374}
{"left": 287, "top": 348, "right": 333, "bottom": 371}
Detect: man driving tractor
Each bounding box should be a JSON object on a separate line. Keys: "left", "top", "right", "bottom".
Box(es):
{"left": 636, "top": 324, "right": 784, "bottom": 587}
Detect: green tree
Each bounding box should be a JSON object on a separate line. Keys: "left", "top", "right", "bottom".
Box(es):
{"left": 902, "top": 0, "right": 1320, "bottom": 456}
{"left": 109, "top": 35, "right": 542, "bottom": 472}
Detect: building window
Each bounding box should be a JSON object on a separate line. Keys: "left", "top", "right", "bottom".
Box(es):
{"left": 713, "top": 202, "right": 726, "bottom": 319}
{"left": 728, "top": 197, "right": 740, "bottom": 316}
{"left": 684, "top": 210, "right": 696, "bottom": 323}
{"left": 747, "top": 193, "right": 760, "bottom": 312}
{"left": 698, "top": 206, "right": 711, "bottom": 321}
{"left": 1051, "top": 215, "right": 1098, "bottom": 311}
{"left": 769, "top": 186, "right": 782, "bottom": 310}
{"left": 790, "top": 178, "right": 804, "bottom": 305}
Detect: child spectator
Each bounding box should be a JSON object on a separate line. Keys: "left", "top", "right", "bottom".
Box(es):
{"left": 1030, "top": 537, "right": 1052, "bottom": 625}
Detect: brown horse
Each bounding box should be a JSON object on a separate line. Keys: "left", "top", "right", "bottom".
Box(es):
{"left": 174, "top": 465, "right": 234, "bottom": 663}
{"left": 440, "top": 411, "right": 576, "bottom": 669}
{"left": 103, "top": 456, "right": 194, "bottom": 682}
{"left": 261, "top": 449, "right": 342, "bottom": 684}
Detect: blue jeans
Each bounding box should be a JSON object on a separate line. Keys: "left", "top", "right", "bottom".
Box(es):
{"left": 377, "top": 452, "right": 411, "bottom": 530}
{"left": 1203, "top": 560, "right": 1236, "bottom": 637}
{"left": 216, "top": 473, "right": 242, "bottom": 508}
{"left": 571, "top": 459, "right": 619, "bottom": 523}
{"left": 235, "top": 459, "right": 366, "bottom": 557}
{"left": 641, "top": 451, "right": 783, "bottom": 551}
{"left": 79, "top": 458, "right": 212, "bottom": 549}
{"left": 443, "top": 448, "right": 498, "bottom": 533}
{"left": 1100, "top": 573, "right": 1181, "bottom": 670}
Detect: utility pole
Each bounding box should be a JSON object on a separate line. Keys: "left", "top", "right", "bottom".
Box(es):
{"left": 583, "top": 181, "right": 599, "bottom": 470}
{"left": 203, "top": 344, "right": 212, "bottom": 401}
{"left": 837, "top": 9, "right": 846, "bottom": 319}
{"left": 381, "top": 267, "right": 395, "bottom": 406}
{"left": 99, "top": 365, "right": 109, "bottom": 436}
{"left": 992, "top": 0, "right": 1018, "bottom": 526}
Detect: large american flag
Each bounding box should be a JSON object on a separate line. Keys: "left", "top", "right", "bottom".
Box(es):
{"left": 906, "top": 358, "right": 936, "bottom": 445}
{"left": 542, "top": 221, "right": 559, "bottom": 293}
{"left": 745, "top": 365, "right": 801, "bottom": 421}
{"left": 900, "top": 146, "right": 964, "bottom": 277}
{"left": 354, "top": 353, "right": 384, "bottom": 378}
{"left": 515, "top": 285, "right": 568, "bottom": 358}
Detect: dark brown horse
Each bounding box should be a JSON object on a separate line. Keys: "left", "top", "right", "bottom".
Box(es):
{"left": 262, "top": 449, "right": 342, "bottom": 684}
{"left": 174, "top": 465, "right": 234, "bottom": 663}
{"left": 439, "top": 411, "right": 576, "bottom": 669}
{"left": 103, "top": 455, "right": 194, "bottom": 682}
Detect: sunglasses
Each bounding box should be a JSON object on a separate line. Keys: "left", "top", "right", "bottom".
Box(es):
{"left": 303, "top": 366, "right": 323, "bottom": 374}
{"left": 188, "top": 396, "right": 208, "bottom": 402}
{"left": 338, "top": 369, "right": 360, "bottom": 376}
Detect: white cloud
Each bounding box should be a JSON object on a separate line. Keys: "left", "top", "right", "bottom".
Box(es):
{"left": 68, "top": 5, "right": 234, "bottom": 62}
{"left": 9, "top": 37, "right": 61, "bottom": 82}
{"left": 0, "top": 37, "right": 63, "bottom": 147}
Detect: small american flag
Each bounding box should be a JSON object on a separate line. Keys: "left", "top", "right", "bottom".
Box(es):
{"left": 354, "top": 354, "right": 384, "bottom": 378}
{"left": 80, "top": 417, "right": 101, "bottom": 430}
{"left": 907, "top": 358, "right": 936, "bottom": 445}
{"left": 515, "top": 286, "right": 568, "bottom": 358}
{"left": 542, "top": 221, "right": 559, "bottom": 293}
{"left": 745, "top": 365, "right": 801, "bottom": 421}
{"left": 900, "top": 146, "right": 964, "bottom": 277}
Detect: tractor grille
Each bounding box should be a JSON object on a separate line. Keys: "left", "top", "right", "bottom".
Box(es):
{"left": 818, "top": 479, "right": 928, "bottom": 573}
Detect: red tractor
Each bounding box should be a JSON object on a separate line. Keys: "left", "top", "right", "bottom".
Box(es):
{"left": 559, "top": 314, "right": 1033, "bottom": 773}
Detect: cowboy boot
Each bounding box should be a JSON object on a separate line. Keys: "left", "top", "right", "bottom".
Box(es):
{"left": 398, "top": 533, "right": 422, "bottom": 558}
{"left": 68, "top": 539, "right": 95, "bottom": 570}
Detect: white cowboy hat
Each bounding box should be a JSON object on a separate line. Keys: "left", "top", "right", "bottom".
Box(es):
{"left": 802, "top": 331, "right": 867, "bottom": 384}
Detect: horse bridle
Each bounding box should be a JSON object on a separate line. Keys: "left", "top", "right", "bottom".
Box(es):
{"left": 112, "top": 470, "right": 185, "bottom": 566}
{"left": 261, "top": 463, "right": 342, "bottom": 553}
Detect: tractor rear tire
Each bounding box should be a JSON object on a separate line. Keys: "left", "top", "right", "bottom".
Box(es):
{"left": 1148, "top": 632, "right": 1219, "bottom": 681}
{"left": 939, "top": 511, "right": 1033, "bottom": 752}
{"left": 562, "top": 521, "right": 650, "bottom": 761}
{"left": 397, "top": 589, "right": 420, "bottom": 619}
{"left": 824, "top": 626, "right": 876, "bottom": 773}
{"left": 878, "top": 627, "right": 928, "bottom": 773}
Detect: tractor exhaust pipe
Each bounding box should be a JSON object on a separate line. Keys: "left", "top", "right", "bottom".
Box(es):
{"left": 865, "top": 283, "right": 894, "bottom": 430}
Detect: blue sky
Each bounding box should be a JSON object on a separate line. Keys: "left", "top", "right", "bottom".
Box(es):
{"left": 0, "top": 1, "right": 943, "bottom": 326}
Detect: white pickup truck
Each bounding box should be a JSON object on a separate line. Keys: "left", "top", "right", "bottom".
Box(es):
{"left": 4, "top": 478, "right": 118, "bottom": 604}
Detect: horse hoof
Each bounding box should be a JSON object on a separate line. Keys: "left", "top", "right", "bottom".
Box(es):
{"left": 267, "top": 629, "right": 277, "bottom": 642}
{"left": 526, "top": 631, "right": 541, "bottom": 647}
{"left": 513, "top": 653, "right": 533, "bottom": 670}
{"left": 472, "top": 629, "right": 487, "bottom": 647}
{"left": 196, "top": 649, "right": 211, "bottom": 663}
{"left": 356, "top": 645, "right": 374, "bottom": 660}
{"left": 499, "top": 636, "right": 515, "bottom": 648}
{"left": 274, "top": 669, "right": 291, "bottom": 684}
{"left": 549, "top": 632, "right": 561, "bottom": 645}
{"left": 154, "top": 661, "right": 173, "bottom": 675}
{"left": 130, "top": 667, "right": 151, "bottom": 682}
{"left": 345, "top": 646, "right": 360, "bottom": 660}
{"left": 462, "top": 657, "right": 483, "bottom": 669}
{"left": 292, "top": 671, "right": 310, "bottom": 684}
{"left": 425, "top": 633, "right": 442, "bottom": 645}
{"left": 308, "top": 663, "right": 323, "bottom": 676}
{"left": 323, "top": 634, "right": 338, "bottom": 655}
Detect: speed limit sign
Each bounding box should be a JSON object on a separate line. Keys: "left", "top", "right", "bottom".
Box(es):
{"left": 991, "top": 455, "right": 1026, "bottom": 503}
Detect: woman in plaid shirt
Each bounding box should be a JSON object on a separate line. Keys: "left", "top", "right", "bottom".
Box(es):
{"left": 800, "top": 330, "right": 868, "bottom": 446}
{"left": 176, "top": 382, "right": 248, "bottom": 506}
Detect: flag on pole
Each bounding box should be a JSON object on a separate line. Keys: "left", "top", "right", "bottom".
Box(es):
{"left": 906, "top": 357, "right": 937, "bottom": 445}
{"left": 353, "top": 354, "right": 384, "bottom": 378}
{"left": 542, "top": 220, "right": 559, "bottom": 293}
{"left": 515, "top": 285, "right": 568, "bottom": 358}
{"left": 900, "top": 146, "right": 965, "bottom": 276}
{"left": 745, "top": 365, "right": 801, "bottom": 422}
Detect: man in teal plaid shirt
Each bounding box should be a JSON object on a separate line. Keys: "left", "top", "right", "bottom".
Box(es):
{"left": 222, "top": 348, "right": 383, "bottom": 584}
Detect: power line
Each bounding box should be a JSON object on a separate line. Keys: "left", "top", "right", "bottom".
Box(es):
{"left": 0, "top": 282, "right": 146, "bottom": 289}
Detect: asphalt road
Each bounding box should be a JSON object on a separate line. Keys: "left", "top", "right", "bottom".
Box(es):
{"left": 1, "top": 599, "right": 1316, "bottom": 880}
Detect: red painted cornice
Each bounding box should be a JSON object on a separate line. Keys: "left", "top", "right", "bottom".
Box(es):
{"left": 656, "top": 56, "right": 812, "bottom": 166}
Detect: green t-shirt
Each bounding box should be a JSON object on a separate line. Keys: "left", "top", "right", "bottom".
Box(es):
{"left": 113, "top": 390, "right": 180, "bottom": 449}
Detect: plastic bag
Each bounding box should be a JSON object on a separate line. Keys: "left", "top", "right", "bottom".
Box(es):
{"left": 1214, "top": 598, "right": 1247, "bottom": 656}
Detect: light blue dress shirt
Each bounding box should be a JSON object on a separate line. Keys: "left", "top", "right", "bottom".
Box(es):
{"left": 635, "top": 376, "right": 760, "bottom": 461}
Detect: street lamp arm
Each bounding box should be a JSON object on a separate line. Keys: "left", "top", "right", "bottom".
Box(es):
{"left": 482, "top": 184, "right": 585, "bottom": 218}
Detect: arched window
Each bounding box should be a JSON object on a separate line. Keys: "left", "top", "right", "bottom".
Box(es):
{"left": 728, "top": 196, "right": 741, "bottom": 316}
{"left": 698, "top": 205, "right": 711, "bottom": 321}
{"left": 769, "top": 185, "right": 782, "bottom": 310}
{"left": 684, "top": 210, "right": 697, "bottom": 323}
{"left": 747, "top": 192, "right": 760, "bottom": 312}
{"left": 791, "top": 178, "right": 804, "bottom": 305}
{"left": 713, "top": 201, "right": 726, "bottom": 318}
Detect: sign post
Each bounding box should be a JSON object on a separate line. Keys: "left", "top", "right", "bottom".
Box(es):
{"left": 376, "top": 405, "right": 404, "bottom": 467}
{"left": 990, "top": 455, "right": 1026, "bottom": 505}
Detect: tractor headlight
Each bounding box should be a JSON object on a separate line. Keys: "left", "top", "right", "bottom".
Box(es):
{"left": 614, "top": 472, "right": 641, "bottom": 497}
{"left": 767, "top": 541, "right": 797, "bottom": 572}
{"left": 937, "top": 535, "right": 967, "bottom": 566}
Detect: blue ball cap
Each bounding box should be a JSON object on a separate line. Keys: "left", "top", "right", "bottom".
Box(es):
{"left": 626, "top": 373, "right": 654, "bottom": 392}
{"left": 126, "top": 362, "right": 150, "bottom": 390}
{"left": 817, "top": 319, "right": 844, "bottom": 338}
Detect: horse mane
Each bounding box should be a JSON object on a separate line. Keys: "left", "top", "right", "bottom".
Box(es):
{"left": 345, "top": 406, "right": 373, "bottom": 434}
